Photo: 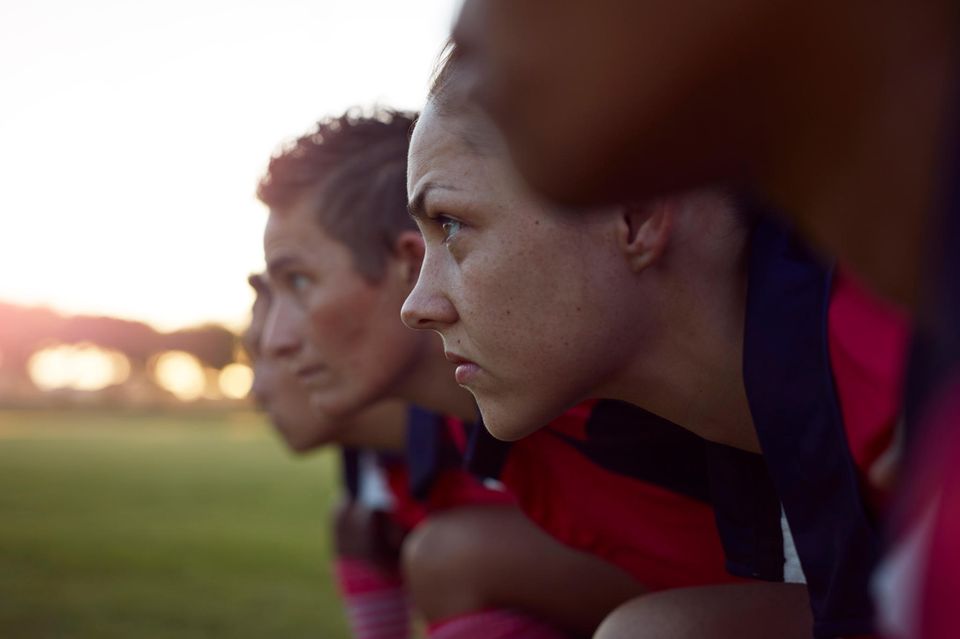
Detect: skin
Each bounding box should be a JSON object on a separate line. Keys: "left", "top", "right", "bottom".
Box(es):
{"left": 402, "top": 85, "right": 818, "bottom": 639}
{"left": 243, "top": 274, "right": 406, "bottom": 452}
{"left": 250, "top": 351, "right": 406, "bottom": 451}
{"left": 594, "top": 583, "right": 813, "bottom": 639}
{"left": 453, "top": 0, "right": 960, "bottom": 308}
{"left": 244, "top": 275, "right": 407, "bottom": 574}
{"left": 261, "top": 192, "right": 660, "bottom": 635}
{"left": 403, "top": 102, "right": 758, "bottom": 451}
{"left": 261, "top": 194, "right": 476, "bottom": 423}
{"left": 403, "top": 505, "right": 645, "bottom": 636}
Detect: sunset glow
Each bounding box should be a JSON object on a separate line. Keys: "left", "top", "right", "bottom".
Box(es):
{"left": 218, "top": 363, "right": 254, "bottom": 400}
{"left": 0, "top": 0, "right": 460, "bottom": 332}
{"left": 28, "top": 343, "right": 131, "bottom": 392}
{"left": 153, "top": 351, "right": 206, "bottom": 401}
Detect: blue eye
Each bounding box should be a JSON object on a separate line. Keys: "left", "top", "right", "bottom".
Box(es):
{"left": 288, "top": 273, "right": 311, "bottom": 293}
{"left": 439, "top": 216, "right": 462, "bottom": 242}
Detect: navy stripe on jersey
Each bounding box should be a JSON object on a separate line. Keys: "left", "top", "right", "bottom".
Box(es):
{"left": 464, "top": 418, "right": 512, "bottom": 480}
{"left": 341, "top": 448, "right": 362, "bottom": 500}
{"left": 743, "top": 218, "right": 879, "bottom": 639}
{"left": 553, "top": 400, "right": 712, "bottom": 502}
{"left": 468, "top": 400, "right": 726, "bottom": 504}
{"left": 705, "top": 443, "right": 785, "bottom": 581}
{"left": 405, "top": 405, "right": 464, "bottom": 501}
{"left": 466, "top": 400, "right": 789, "bottom": 582}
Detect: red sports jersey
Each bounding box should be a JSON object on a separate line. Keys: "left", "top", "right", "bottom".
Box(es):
{"left": 469, "top": 400, "right": 744, "bottom": 590}
{"left": 502, "top": 403, "right": 742, "bottom": 590}
{"left": 827, "top": 267, "right": 910, "bottom": 512}
{"left": 920, "top": 385, "right": 960, "bottom": 639}
{"left": 882, "top": 379, "right": 960, "bottom": 639}
{"left": 381, "top": 406, "right": 513, "bottom": 532}
{"left": 742, "top": 219, "right": 911, "bottom": 639}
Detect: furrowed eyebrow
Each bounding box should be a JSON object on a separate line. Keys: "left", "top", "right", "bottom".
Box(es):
{"left": 408, "top": 183, "right": 433, "bottom": 222}
{"left": 265, "top": 256, "right": 298, "bottom": 279}
{"left": 408, "top": 183, "right": 459, "bottom": 222}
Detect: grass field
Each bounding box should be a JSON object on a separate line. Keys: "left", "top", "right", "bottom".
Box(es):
{"left": 0, "top": 408, "right": 350, "bottom": 639}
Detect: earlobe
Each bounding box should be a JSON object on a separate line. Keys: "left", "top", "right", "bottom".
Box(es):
{"left": 617, "top": 199, "right": 675, "bottom": 272}
{"left": 394, "top": 230, "right": 426, "bottom": 285}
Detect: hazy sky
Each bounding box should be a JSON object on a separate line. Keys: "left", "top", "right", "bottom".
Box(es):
{"left": 0, "top": 0, "right": 461, "bottom": 331}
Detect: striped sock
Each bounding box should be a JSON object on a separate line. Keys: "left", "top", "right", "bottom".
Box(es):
{"left": 334, "top": 557, "right": 410, "bottom": 639}
{"left": 427, "top": 609, "right": 569, "bottom": 639}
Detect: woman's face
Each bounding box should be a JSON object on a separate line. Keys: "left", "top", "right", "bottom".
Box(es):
{"left": 402, "top": 104, "right": 641, "bottom": 440}
{"left": 262, "top": 200, "right": 428, "bottom": 419}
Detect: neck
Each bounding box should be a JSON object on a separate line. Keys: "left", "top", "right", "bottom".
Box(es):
{"left": 605, "top": 243, "right": 759, "bottom": 452}
{"left": 394, "top": 336, "right": 478, "bottom": 422}
{"left": 756, "top": 1, "right": 959, "bottom": 309}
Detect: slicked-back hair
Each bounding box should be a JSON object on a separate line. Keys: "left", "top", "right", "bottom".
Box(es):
{"left": 427, "top": 42, "right": 463, "bottom": 114}
{"left": 422, "top": 42, "right": 500, "bottom": 157}
{"left": 257, "top": 108, "right": 418, "bottom": 282}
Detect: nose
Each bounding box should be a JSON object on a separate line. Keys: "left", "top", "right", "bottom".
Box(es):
{"left": 401, "top": 263, "right": 458, "bottom": 331}
{"left": 261, "top": 296, "right": 304, "bottom": 360}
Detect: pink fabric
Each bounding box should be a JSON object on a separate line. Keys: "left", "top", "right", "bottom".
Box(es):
{"left": 918, "top": 383, "right": 960, "bottom": 639}
{"left": 334, "top": 557, "right": 410, "bottom": 639}
{"left": 827, "top": 267, "right": 910, "bottom": 512}
{"left": 427, "top": 609, "right": 569, "bottom": 639}
{"left": 883, "top": 376, "right": 960, "bottom": 639}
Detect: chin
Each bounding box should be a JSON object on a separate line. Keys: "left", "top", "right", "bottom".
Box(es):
{"left": 308, "top": 390, "right": 361, "bottom": 421}
{"left": 272, "top": 422, "right": 323, "bottom": 454}
{"left": 477, "top": 400, "right": 548, "bottom": 442}
{"left": 284, "top": 435, "right": 323, "bottom": 454}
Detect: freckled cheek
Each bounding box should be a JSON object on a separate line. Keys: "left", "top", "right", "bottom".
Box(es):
{"left": 460, "top": 259, "right": 549, "bottom": 373}
{"left": 513, "top": 271, "right": 591, "bottom": 372}
{"left": 458, "top": 259, "right": 513, "bottom": 332}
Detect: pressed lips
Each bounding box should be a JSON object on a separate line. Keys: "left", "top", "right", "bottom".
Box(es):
{"left": 445, "top": 351, "right": 481, "bottom": 385}
{"left": 295, "top": 363, "right": 327, "bottom": 385}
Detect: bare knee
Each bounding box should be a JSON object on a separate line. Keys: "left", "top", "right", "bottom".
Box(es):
{"left": 402, "top": 507, "right": 509, "bottom": 621}
{"left": 594, "top": 583, "right": 814, "bottom": 639}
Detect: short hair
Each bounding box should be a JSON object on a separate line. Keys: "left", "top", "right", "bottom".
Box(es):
{"left": 257, "top": 108, "right": 418, "bottom": 281}
{"left": 423, "top": 43, "right": 499, "bottom": 156}
{"left": 427, "top": 42, "right": 465, "bottom": 115}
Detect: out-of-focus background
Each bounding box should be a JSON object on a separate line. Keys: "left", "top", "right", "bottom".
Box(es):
{"left": 0, "top": 1, "right": 459, "bottom": 636}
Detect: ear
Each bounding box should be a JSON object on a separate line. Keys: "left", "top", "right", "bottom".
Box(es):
{"left": 615, "top": 199, "right": 676, "bottom": 272}
{"left": 392, "top": 230, "right": 426, "bottom": 286}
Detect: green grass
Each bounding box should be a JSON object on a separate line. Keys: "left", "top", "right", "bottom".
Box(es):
{"left": 0, "top": 409, "right": 349, "bottom": 639}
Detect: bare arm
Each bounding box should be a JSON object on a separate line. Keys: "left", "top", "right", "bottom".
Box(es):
{"left": 594, "top": 582, "right": 813, "bottom": 639}
{"left": 403, "top": 505, "right": 646, "bottom": 636}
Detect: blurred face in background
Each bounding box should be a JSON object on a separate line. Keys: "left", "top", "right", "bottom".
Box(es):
{"left": 401, "top": 101, "right": 646, "bottom": 440}
{"left": 262, "top": 195, "right": 429, "bottom": 420}
{"left": 243, "top": 276, "right": 333, "bottom": 451}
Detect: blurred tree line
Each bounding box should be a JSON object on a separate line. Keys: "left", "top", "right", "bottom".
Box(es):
{"left": 0, "top": 302, "right": 238, "bottom": 395}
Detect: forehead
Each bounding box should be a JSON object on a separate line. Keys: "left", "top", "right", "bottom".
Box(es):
{"left": 408, "top": 105, "right": 515, "bottom": 200}
{"left": 408, "top": 107, "right": 471, "bottom": 186}
{"left": 263, "top": 197, "right": 348, "bottom": 268}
